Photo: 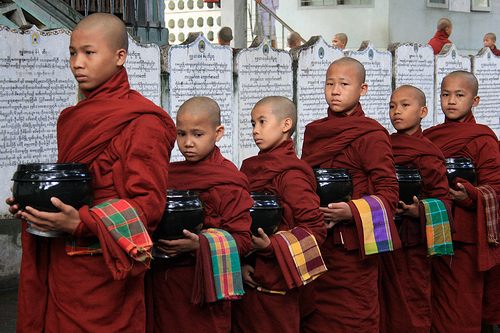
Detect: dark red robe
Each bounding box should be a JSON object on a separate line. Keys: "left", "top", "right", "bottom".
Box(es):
{"left": 16, "top": 67, "right": 177, "bottom": 332}
{"left": 428, "top": 29, "right": 452, "bottom": 55}
{"left": 424, "top": 112, "right": 500, "bottom": 332}
{"left": 301, "top": 104, "right": 400, "bottom": 333}
{"left": 490, "top": 45, "right": 500, "bottom": 57}
{"left": 231, "top": 138, "right": 327, "bottom": 332}
{"left": 379, "top": 127, "right": 453, "bottom": 333}
{"left": 149, "top": 146, "right": 253, "bottom": 333}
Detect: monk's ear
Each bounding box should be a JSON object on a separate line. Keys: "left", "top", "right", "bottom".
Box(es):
{"left": 116, "top": 48, "right": 127, "bottom": 67}
{"left": 282, "top": 118, "right": 293, "bottom": 134}
{"left": 472, "top": 95, "right": 480, "bottom": 107}
{"left": 420, "top": 106, "right": 428, "bottom": 119}
{"left": 215, "top": 125, "right": 225, "bottom": 142}
{"left": 360, "top": 83, "right": 368, "bottom": 97}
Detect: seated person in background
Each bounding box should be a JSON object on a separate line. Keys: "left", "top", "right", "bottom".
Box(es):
{"left": 287, "top": 31, "right": 302, "bottom": 49}
{"left": 332, "top": 32, "right": 348, "bottom": 50}
{"left": 483, "top": 32, "right": 500, "bottom": 56}
{"left": 428, "top": 18, "right": 453, "bottom": 55}
{"left": 218, "top": 26, "right": 233, "bottom": 47}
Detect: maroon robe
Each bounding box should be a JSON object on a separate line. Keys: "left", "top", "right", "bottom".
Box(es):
{"left": 16, "top": 67, "right": 177, "bottom": 332}
{"left": 424, "top": 112, "right": 500, "bottom": 332}
{"left": 490, "top": 45, "right": 500, "bottom": 57}
{"left": 428, "top": 30, "right": 452, "bottom": 55}
{"left": 301, "top": 104, "right": 400, "bottom": 333}
{"left": 231, "top": 138, "right": 327, "bottom": 332}
{"left": 149, "top": 146, "right": 253, "bottom": 333}
{"left": 379, "top": 127, "right": 453, "bottom": 333}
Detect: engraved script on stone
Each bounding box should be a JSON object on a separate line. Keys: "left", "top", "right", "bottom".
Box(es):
{"left": 350, "top": 41, "right": 393, "bottom": 132}
{"left": 391, "top": 43, "right": 435, "bottom": 129}
{"left": 168, "top": 33, "right": 233, "bottom": 162}
{"left": 235, "top": 38, "right": 293, "bottom": 165}
{"left": 295, "top": 36, "right": 344, "bottom": 156}
{"left": 126, "top": 36, "right": 162, "bottom": 106}
{"left": 0, "top": 26, "right": 77, "bottom": 218}
{"left": 473, "top": 47, "right": 500, "bottom": 137}
{"left": 434, "top": 44, "right": 471, "bottom": 124}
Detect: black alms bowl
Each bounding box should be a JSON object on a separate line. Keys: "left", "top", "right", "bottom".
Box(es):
{"left": 250, "top": 192, "right": 283, "bottom": 236}
{"left": 314, "top": 168, "right": 353, "bottom": 207}
{"left": 12, "top": 163, "right": 93, "bottom": 212}
{"left": 445, "top": 158, "right": 476, "bottom": 188}
{"left": 153, "top": 190, "right": 204, "bottom": 241}
{"left": 395, "top": 165, "right": 422, "bottom": 205}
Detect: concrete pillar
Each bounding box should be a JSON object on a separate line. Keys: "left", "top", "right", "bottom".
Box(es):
{"left": 221, "top": 0, "right": 247, "bottom": 48}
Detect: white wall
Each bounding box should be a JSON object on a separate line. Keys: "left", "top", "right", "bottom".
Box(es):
{"left": 275, "top": 0, "right": 390, "bottom": 50}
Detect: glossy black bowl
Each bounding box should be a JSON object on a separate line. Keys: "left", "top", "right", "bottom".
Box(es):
{"left": 445, "top": 158, "right": 476, "bottom": 188}
{"left": 314, "top": 168, "right": 353, "bottom": 207}
{"left": 250, "top": 192, "right": 283, "bottom": 236}
{"left": 153, "top": 190, "right": 204, "bottom": 241}
{"left": 12, "top": 163, "right": 94, "bottom": 212}
{"left": 395, "top": 165, "right": 422, "bottom": 205}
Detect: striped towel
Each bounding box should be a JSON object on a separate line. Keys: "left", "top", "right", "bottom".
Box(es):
{"left": 477, "top": 185, "right": 500, "bottom": 246}
{"left": 351, "top": 195, "right": 394, "bottom": 255}
{"left": 421, "top": 199, "right": 454, "bottom": 256}
{"left": 66, "top": 199, "right": 153, "bottom": 262}
{"left": 199, "top": 229, "right": 244, "bottom": 301}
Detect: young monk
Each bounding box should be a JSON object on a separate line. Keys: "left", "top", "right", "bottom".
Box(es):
{"left": 428, "top": 18, "right": 453, "bottom": 55}
{"left": 483, "top": 32, "right": 500, "bottom": 56}
{"left": 231, "top": 96, "right": 327, "bottom": 332}
{"left": 149, "top": 96, "right": 253, "bottom": 333}
{"left": 379, "top": 85, "right": 453, "bottom": 333}
{"left": 423, "top": 71, "right": 500, "bottom": 332}
{"left": 301, "top": 57, "right": 401, "bottom": 333}
{"left": 5, "top": 13, "right": 177, "bottom": 332}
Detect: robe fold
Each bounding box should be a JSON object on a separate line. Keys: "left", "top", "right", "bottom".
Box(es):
{"left": 424, "top": 112, "right": 500, "bottom": 332}
{"left": 428, "top": 30, "right": 452, "bottom": 55}
{"left": 379, "top": 127, "right": 453, "bottom": 333}
{"left": 301, "top": 104, "right": 400, "bottom": 333}
{"left": 16, "top": 67, "right": 177, "bottom": 332}
{"left": 149, "top": 146, "right": 253, "bottom": 333}
{"left": 231, "top": 139, "right": 326, "bottom": 332}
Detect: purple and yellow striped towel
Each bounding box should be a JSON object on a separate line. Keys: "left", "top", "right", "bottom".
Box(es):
{"left": 352, "top": 195, "right": 394, "bottom": 255}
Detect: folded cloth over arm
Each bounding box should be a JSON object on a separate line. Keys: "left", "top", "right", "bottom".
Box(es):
{"left": 421, "top": 198, "right": 454, "bottom": 256}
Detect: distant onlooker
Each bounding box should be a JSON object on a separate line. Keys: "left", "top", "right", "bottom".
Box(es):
{"left": 483, "top": 32, "right": 500, "bottom": 56}
{"left": 428, "top": 18, "right": 452, "bottom": 55}
{"left": 287, "top": 31, "right": 302, "bottom": 49}
{"left": 332, "top": 33, "right": 348, "bottom": 50}
{"left": 255, "top": 0, "right": 279, "bottom": 48}
{"left": 218, "top": 26, "right": 233, "bottom": 46}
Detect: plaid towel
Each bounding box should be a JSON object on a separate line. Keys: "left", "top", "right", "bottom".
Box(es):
{"left": 477, "top": 185, "right": 500, "bottom": 246}
{"left": 196, "top": 228, "right": 244, "bottom": 302}
{"left": 421, "top": 199, "right": 454, "bottom": 256}
{"left": 352, "top": 195, "right": 394, "bottom": 255}
{"left": 66, "top": 199, "right": 153, "bottom": 262}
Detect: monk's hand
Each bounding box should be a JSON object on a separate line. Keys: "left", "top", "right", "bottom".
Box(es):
{"left": 21, "top": 197, "right": 81, "bottom": 234}
{"left": 6, "top": 196, "right": 22, "bottom": 219}
{"left": 250, "top": 228, "right": 271, "bottom": 252}
{"left": 156, "top": 230, "right": 200, "bottom": 257}
{"left": 450, "top": 182, "right": 468, "bottom": 201}
{"left": 241, "top": 264, "right": 259, "bottom": 288}
{"left": 320, "top": 202, "right": 353, "bottom": 229}
{"left": 397, "top": 196, "right": 420, "bottom": 218}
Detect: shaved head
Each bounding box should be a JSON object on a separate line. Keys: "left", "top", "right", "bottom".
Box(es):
{"left": 328, "top": 57, "right": 366, "bottom": 84}
{"left": 485, "top": 32, "right": 496, "bottom": 42}
{"left": 178, "top": 96, "right": 221, "bottom": 128}
{"left": 437, "top": 18, "right": 452, "bottom": 31}
{"left": 394, "top": 85, "right": 426, "bottom": 106}
{"left": 218, "top": 27, "right": 233, "bottom": 44}
{"left": 254, "top": 96, "right": 297, "bottom": 136}
{"left": 335, "top": 33, "right": 348, "bottom": 44}
{"left": 443, "top": 71, "right": 479, "bottom": 96}
{"left": 74, "top": 13, "right": 128, "bottom": 52}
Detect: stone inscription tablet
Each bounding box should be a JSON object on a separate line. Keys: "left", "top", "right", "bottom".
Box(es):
{"left": 235, "top": 38, "right": 293, "bottom": 165}
{"left": 168, "top": 34, "right": 233, "bottom": 162}
{"left": 350, "top": 41, "right": 393, "bottom": 132}
{"left": 295, "top": 36, "right": 344, "bottom": 156}
{"left": 0, "top": 26, "right": 77, "bottom": 218}
{"left": 391, "top": 43, "right": 435, "bottom": 129}
{"left": 473, "top": 47, "right": 500, "bottom": 137}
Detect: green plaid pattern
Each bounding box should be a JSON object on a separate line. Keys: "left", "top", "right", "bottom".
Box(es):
{"left": 422, "top": 198, "right": 454, "bottom": 256}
